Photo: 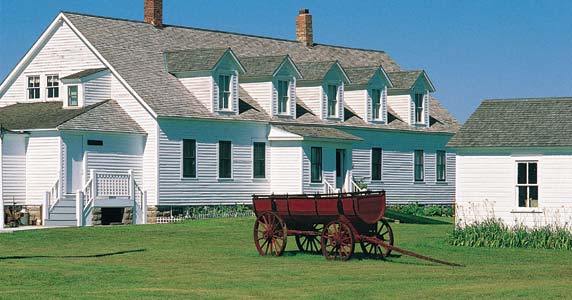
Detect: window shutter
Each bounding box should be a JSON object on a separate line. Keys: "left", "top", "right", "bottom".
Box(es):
{"left": 424, "top": 92, "right": 430, "bottom": 127}
{"left": 322, "top": 86, "right": 328, "bottom": 119}
{"left": 232, "top": 74, "right": 239, "bottom": 114}
{"left": 289, "top": 77, "right": 297, "bottom": 118}
{"left": 410, "top": 95, "right": 416, "bottom": 125}
{"left": 272, "top": 81, "right": 279, "bottom": 116}
{"left": 212, "top": 76, "right": 219, "bottom": 112}
{"left": 382, "top": 87, "right": 388, "bottom": 123}
{"left": 366, "top": 89, "right": 372, "bottom": 123}
{"left": 337, "top": 84, "right": 344, "bottom": 120}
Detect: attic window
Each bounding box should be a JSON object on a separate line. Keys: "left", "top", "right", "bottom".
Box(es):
{"left": 27, "top": 76, "right": 40, "bottom": 99}
{"left": 277, "top": 80, "right": 290, "bottom": 114}
{"left": 371, "top": 89, "right": 382, "bottom": 120}
{"left": 47, "top": 75, "right": 59, "bottom": 98}
{"left": 87, "top": 140, "right": 103, "bottom": 146}
{"left": 414, "top": 93, "right": 424, "bottom": 124}
{"left": 218, "top": 75, "right": 231, "bottom": 110}
{"left": 327, "top": 84, "right": 338, "bottom": 117}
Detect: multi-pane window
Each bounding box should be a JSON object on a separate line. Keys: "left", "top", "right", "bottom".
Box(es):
{"left": 277, "top": 80, "right": 289, "bottom": 115}
{"left": 371, "top": 148, "right": 382, "bottom": 181}
{"left": 310, "top": 147, "right": 322, "bottom": 183}
{"left": 327, "top": 84, "right": 338, "bottom": 117}
{"left": 68, "top": 85, "right": 79, "bottom": 107}
{"left": 436, "top": 151, "right": 446, "bottom": 182}
{"left": 218, "top": 141, "right": 232, "bottom": 178}
{"left": 47, "top": 75, "right": 59, "bottom": 98}
{"left": 27, "top": 76, "right": 40, "bottom": 99}
{"left": 218, "top": 75, "right": 231, "bottom": 110}
{"left": 414, "top": 93, "right": 424, "bottom": 124}
{"left": 182, "top": 139, "right": 196, "bottom": 178}
{"left": 517, "top": 162, "right": 538, "bottom": 208}
{"left": 253, "top": 142, "right": 266, "bottom": 178}
{"left": 371, "top": 89, "right": 382, "bottom": 120}
{"left": 414, "top": 150, "right": 424, "bottom": 181}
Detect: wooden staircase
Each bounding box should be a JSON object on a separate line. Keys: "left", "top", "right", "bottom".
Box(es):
{"left": 44, "top": 194, "right": 77, "bottom": 227}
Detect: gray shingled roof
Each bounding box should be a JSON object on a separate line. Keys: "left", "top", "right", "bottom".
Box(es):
{"left": 164, "top": 48, "right": 229, "bottom": 73}
{"left": 62, "top": 12, "right": 458, "bottom": 133}
{"left": 447, "top": 97, "right": 572, "bottom": 148}
{"left": 61, "top": 68, "right": 108, "bottom": 80}
{"left": 0, "top": 100, "right": 144, "bottom": 134}
{"left": 240, "top": 55, "right": 290, "bottom": 79}
{"left": 387, "top": 70, "right": 424, "bottom": 90}
{"left": 296, "top": 61, "right": 339, "bottom": 82}
{"left": 345, "top": 66, "right": 379, "bottom": 86}
{"left": 273, "top": 124, "right": 362, "bottom": 141}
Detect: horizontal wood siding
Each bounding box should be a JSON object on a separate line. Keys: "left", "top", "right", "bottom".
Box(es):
{"left": 344, "top": 90, "right": 366, "bottom": 120}
{"left": 296, "top": 86, "right": 321, "bottom": 117}
{"left": 26, "top": 132, "right": 60, "bottom": 205}
{"left": 0, "top": 21, "right": 104, "bottom": 106}
{"left": 2, "top": 135, "right": 27, "bottom": 204}
{"left": 84, "top": 72, "right": 111, "bottom": 106}
{"left": 302, "top": 142, "right": 351, "bottom": 193}
{"left": 179, "top": 76, "right": 213, "bottom": 112}
{"left": 345, "top": 128, "right": 455, "bottom": 204}
{"left": 387, "top": 95, "right": 411, "bottom": 124}
{"left": 158, "top": 119, "right": 270, "bottom": 205}
{"left": 269, "top": 142, "right": 302, "bottom": 194}
{"left": 240, "top": 82, "right": 272, "bottom": 115}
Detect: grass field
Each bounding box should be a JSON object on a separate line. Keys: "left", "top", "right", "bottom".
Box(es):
{"left": 0, "top": 216, "right": 571, "bottom": 299}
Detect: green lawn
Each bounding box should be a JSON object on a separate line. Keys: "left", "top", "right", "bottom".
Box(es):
{"left": 0, "top": 217, "right": 570, "bottom": 299}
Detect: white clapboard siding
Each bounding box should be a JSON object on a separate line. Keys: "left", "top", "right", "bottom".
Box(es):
{"left": 241, "top": 81, "right": 273, "bottom": 114}
{"left": 381, "top": 87, "right": 388, "bottom": 123}
{"left": 0, "top": 21, "right": 105, "bottom": 106}
{"left": 158, "top": 119, "right": 270, "bottom": 205}
{"left": 86, "top": 153, "right": 143, "bottom": 186}
{"left": 178, "top": 76, "right": 213, "bottom": 112}
{"left": 289, "top": 78, "right": 297, "bottom": 118}
{"left": 2, "top": 135, "right": 27, "bottom": 204}
{"left": 84, "top": 72, "right": 111, "bottom": 106}
{"left": 321, "top": 86, "right": 328, "bottom": 119}
{"left": 270, "top": 142, "right": 302, "bottom": 194}
{"left": 423, "top": 93, "right": 430, "bottom": 127}
{"left": 344, "top": 90, "right": 367, "bottom": 120}
{"left": 110, "top": 76, "right": 158, "bottom": 204}
{"left": 231, "top": 74, "right": 239, "bottom": 114}
{"left": 296, "top": 86, "right": 321, "bottom": 117}
{"left": 301, "top": 144, "right": 339, "bottom": 193}
{"left": 387, "top": 94, "right": 411, "bottom": 124}
{"left": 26, "top": 133, "right": 61, "bottom": 205}
{"left": 337, "top": 84, "right": 344, "bottom": 120}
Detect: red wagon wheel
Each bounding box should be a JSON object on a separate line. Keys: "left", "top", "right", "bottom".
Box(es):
{"left": 360, "top": 219, "right": 394, "bottom": 257}
{"left": 321, "top": 220, "right": 354, "bottom": 261}
{"left": 253, "top": 212, "right": 287, "bottom": 256}
{"left": 295, "top": 223, "right": 323, "bottom": 253}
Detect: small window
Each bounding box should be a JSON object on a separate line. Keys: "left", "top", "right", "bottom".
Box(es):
{"left": 277, "top": 80, "right": 289, "bottom": 114}
{"left": 327, "top": 84, "right": 338, "bottom": 117}
{"left": 371, "top": 148, "right": 382, "bottom": 181}
{"left": 414, "top": 150, "right": 424, "bottom": 182}
{"left": 27, "top": 76, "right": 40, "bottom": 99}
{"left": 517, "top": 162, "right": 538, "bottom": 208}
{"left": 436, "top": 150, "right": 446, "bottom": 182}
{"left": 87, "top": 140, "right": 103, "bottom": 146}
{"left": 47, "top": 75, "right": 59, "bottom": 98}
{"left": 218, "top": 141, "right": 232, "bottom": 178}
{"left": 310, "top": 147, "right": 322, "bottom": 183}
{"left": 253, "top": 142, "right": 266, "bottom": 178}
{"left": 218, "top": 75, "right": 231, "bottom": 110}
{"left": 182, "top": 139, "right": 196, "bottom": 178}
{"left": 414, "top": 93, "right": 424, "bottom": 124}
{"left": 68, "top": 85, "right": 79, "bottom": 107}
{"left": 371, "top": 89, "right": 382, "bottom": 120}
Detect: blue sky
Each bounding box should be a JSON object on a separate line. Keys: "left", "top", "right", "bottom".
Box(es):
{"left": 1, "top": 0, "right": 571, "bottom": 122}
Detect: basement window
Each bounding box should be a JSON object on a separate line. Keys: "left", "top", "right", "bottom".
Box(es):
{"left": 87, "top": 140, "right": 103, "bottom": 146}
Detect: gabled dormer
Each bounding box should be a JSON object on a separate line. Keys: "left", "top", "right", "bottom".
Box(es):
{"left": 165, "top": 48, "right": 246, "bottom": 115}
{"left": 296, "top": 61, "right": 351, "bottom": 121}
{"left": 344, "top": 66, "right": 393, "bottom": 124}
{"left": 60, "top": 68, "right": 110, "bottom": 109}
{"left": 239, "top": 55, "right": 303, "bottom": 118}
{"left": 387, "top": 70, "right": 435, "bottom": 127}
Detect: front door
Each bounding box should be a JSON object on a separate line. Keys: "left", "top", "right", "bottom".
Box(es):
{"left": 336, "top": 149, "right": 346, "bottom": 189}
{"left": 66, "top": 134, "right": 84, "bottom": 194}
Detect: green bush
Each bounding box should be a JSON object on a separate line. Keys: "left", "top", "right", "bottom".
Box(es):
{"left": 449, "top": 218, "right": 572, "bottom": 250}
{"left": 389, "top": 203, "right": 454, "bottom": 217}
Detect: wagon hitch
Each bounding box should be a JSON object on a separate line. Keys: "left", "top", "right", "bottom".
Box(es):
{"left": 362, "top": 237, "right": 464, "bottom": 267}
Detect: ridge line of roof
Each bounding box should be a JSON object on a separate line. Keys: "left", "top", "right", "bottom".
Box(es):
{"left": 483, "top": 97, "right": 572, "bottom": 102}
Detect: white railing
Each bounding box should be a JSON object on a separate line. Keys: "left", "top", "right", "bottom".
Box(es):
{"left": 48, "top": 179, "right": 60, "bottom": 209}
{"left": 342, "top": 172, "right": 366, "bottom": 193}
{"left": 323, "top": 179, "right": 338, "bottom": 194}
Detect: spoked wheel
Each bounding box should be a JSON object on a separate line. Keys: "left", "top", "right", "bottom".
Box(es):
{"left": 321, "top": 220, "right": 354, "bottom": 261}
{"left": 253, "top": 212, "right": 287, "bottom": 256}
{"left": 295, "top": 223, "right": 323, "bottom": 253}
{"left": 360, "top": 219, "right": 394, "bottom": 257}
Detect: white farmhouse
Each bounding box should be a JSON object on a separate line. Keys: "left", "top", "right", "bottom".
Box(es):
{"left": 0, "top": 0, "right": 459, "bottom": 227}
{"left": 448, "top": 97, "right": 572, "bottom": 228}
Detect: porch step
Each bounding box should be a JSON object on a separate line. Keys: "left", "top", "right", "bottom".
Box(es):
{"left": 44, "top": 219, "right": 77, "bottom": 227}
{"left": 45, "top": 194, "right": 77, "bottom": 227}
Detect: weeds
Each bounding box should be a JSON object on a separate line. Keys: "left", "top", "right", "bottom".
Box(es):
{"left": 390, "top": 202, "right": 454, "bottom": 217}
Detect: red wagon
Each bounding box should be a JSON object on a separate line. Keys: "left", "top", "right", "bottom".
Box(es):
{"left": 252, "top": 191, "right": 462, "bottom": 266}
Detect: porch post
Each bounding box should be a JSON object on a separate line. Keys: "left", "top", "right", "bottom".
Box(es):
{"left": 128, "top": 169, "right": 134, "bottom": 198}
{"left": 43, "top": 192, "right": 50, "bottom": 225}
{"left": 141, "top": 191, "right": 148, "bottom": 225}
{"left": 76, "top": 191, "right": 84, "bottom": 227}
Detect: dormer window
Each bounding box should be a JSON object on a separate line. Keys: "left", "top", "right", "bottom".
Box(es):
{"left": 327, "top": 84, "right": 338, "bottom": 117}
{"left": 27, "top": 76, "right": 40, "bottom": 99}
{"left": 277, "top": 80, "right": 290, "bottom": 114}
{"left": 68, "top": 85, "right": 79, "bottom": 107}
{"left": 372, "top": 88, "right": 382, "bottom": 120}
{"left": 46, "top": 75, "right": 59, "bottom": 98}
{"left": 414, "top": 93, "right": 424, "bottom": 124}
{"left": 218, "top": 74, "right": 232, "bottom": 110}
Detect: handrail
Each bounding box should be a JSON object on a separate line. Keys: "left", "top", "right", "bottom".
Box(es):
{"left": 323, "top": 179, "right": 338, "bottom": 194}
{"left": 48, "top": 179, "right": 60, "bottom": 209}
{"left": 350, "top": 179, "right": 366, "bottom": 192}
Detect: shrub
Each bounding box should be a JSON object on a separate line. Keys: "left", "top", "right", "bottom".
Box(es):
{"left": 389, "top": 203, "right": 454, "bottom": 217}
{"left": 449, "top": 218, "right": 572, "bottom": 250}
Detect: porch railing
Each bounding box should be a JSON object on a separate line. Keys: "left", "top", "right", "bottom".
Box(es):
{"left": 343, "top": 172, "right": 366, "bottom": 193}
{"left": 48, "top": 179, "right": 60, "bottom": 209}
{"left": 323, "top": 179, "right": 338, "bottom": 194}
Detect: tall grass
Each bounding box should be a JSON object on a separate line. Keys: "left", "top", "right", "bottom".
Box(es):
{"left": 449, "top": 218, "right": 572, "bottom": 250}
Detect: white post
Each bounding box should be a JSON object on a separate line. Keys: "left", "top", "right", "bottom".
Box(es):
{"left": 90, "top": 169, "right": 96, "bottom": 199}
{"left": 76, "top": 190, "right": 84, "bottom": 227}
{"left": 141, "top": 191, "right": 148, "bottom": 225}
{"left": 128, "top": 169, "right": 133, "bottom": 198}
{"left": 43, "top": 191, "right": 50, "bottom": 225}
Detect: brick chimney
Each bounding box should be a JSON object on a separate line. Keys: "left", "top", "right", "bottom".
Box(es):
{"left": 296, "top": 8, "right": 313, "bottom": 47}
{"left": 144, "top": 0, "right": 163, "bottom": 28}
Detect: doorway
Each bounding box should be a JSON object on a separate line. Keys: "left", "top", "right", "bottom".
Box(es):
{"left": 66, "top": 134, "right": 84, "bottom": 194}
{"left": 336, "top": 149, "right": 346, "bottom": 189}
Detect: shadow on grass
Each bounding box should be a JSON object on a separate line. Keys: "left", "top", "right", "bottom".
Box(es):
{"left": 0, "top": 249, "right": 146, "bottom": 260}
{"left": 282, "top": 250, "right": 454, "bottom": 267}
{"left": 385, "top": 210, "right": 451, "bottom": 225}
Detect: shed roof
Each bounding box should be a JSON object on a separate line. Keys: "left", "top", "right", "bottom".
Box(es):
{"left": 272, "top": 124, "right": 362, "bottom": 141}
{"left": 61, "top": 68, "right": 108, "bottom": 80}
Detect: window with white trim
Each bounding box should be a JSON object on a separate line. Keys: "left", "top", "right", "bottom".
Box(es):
{"left": 414, "top": 150, "right": 424, "bottom": 182}
{"left": 517, "top": 162, "right": 538, "bottom": 208}
{"left": 371, "top": 147, "right": 382, "bottom": 181}
{"left": 218, "top": 75, "right": 231, "bottom": 110}
{"left": 311, "top": 147, "right": 323, "bottom": 183}
{"left": 46, "top": 75, "right": 59, "bottom": 98}
{"left": 327, "top": 84, "right": 338, "bottom": 117}
{"left": 253, "top": 142, "right": 266, "bottom": 178}
{"left": 436, "top": 150, "right": 446, "bottom": 182}
{"left": 371, "top": 89, "right": 382, "bottom": 121}
{"left": 414, "top": 93, "right": 424, "bottom": 124}
{"left": 277, "top": 80, "right": 290, "bottom": 115}
{"left": 219, "top": 141, "right": 232, "bottom": 178}
{"left": 68, "top": 85, "right": 79, "bottom": 107}
{"left": 182, "top": 139, "right": 196, "bottom": 178}
{"left": 27, "top": 76, "right": 40, "bottom": 99}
